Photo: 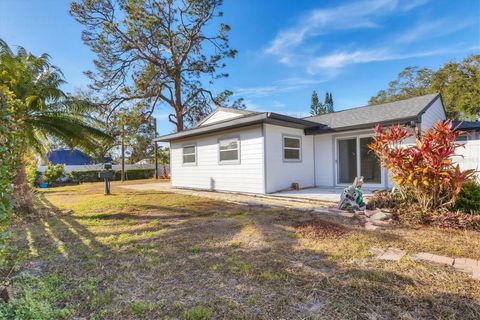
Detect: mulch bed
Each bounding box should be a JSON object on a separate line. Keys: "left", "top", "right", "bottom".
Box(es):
{"left": 295, "top": 218, "right": 350, "bottom": 240}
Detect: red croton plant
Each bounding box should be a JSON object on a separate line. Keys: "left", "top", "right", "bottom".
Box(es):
{"left": 369, "top": 120, "right": 476, "bottom": 213}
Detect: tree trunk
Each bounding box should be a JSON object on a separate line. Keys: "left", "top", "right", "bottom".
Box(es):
{"left": 13, "top": 161, "right": 34, "bottom": 214}
{"left": 175, "top": 108, "right": 184, "bottom": 132}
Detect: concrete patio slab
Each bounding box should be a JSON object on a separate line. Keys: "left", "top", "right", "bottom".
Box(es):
{"left": 119, "top": 182, "right": 334, "bottom": 211}
{"left": 270, "top": 187, "right": 376, "bottom": 202}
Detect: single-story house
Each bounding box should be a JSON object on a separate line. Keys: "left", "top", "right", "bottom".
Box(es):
{"left": 46, "top": 148, "right": 113, "bottom": 166}
{"left": 155, "top": 93, "right": 464, "bottom": 194}
{"left": 452, "top": 120, "right": 480, "bottom": 141}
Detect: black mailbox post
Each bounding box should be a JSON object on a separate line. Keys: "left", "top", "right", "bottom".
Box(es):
{"left": 99, "top": 163, "right": 114, "bottom": 195}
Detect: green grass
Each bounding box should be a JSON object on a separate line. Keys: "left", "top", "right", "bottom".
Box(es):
{"left": 3, "top": 180, "right": 479, "bottom": 319}
{"left": 183, "top": 305, "right": 213, "bottom": 320}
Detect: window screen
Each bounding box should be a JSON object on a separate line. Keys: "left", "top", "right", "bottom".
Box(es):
{"left": 283, "top": 136, "right": 301, "bottom": 160}
{"left": 219, "top": 138, "right": 239, "bottom": 163}
{"left": 182, "top": 145, "right": 196, "bottom": 164}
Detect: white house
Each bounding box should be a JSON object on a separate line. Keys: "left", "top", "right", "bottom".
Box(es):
{"left": 155, "top": 93, "right": 478, "bottom": 194}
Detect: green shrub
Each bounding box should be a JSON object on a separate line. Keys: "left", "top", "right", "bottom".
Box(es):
{"left": 26, "top": 164, "right": 40, "bottom": 188}
{"left": 0, "top": 274, "right": 73, "bottom": 320}
{"left": 68, "top": 170, "right": 101, "bottom": 183}
{"left": 0, "top": 90, "right": 19, "bottom": 265}
{"left": 69, "top": 169, "right": 155, "bottom": 183}
{"left": 454, "top": 180, "right": 480, "bottom": 214}
{"left": 42, "top": 162, "right": 64, "bottom": 185}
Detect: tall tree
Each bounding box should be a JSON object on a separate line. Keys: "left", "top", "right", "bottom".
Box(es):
{"left": 128, "top": 119, "right": 156, "bottom": 164}
{"left": 0, "top": 39, "right": 111, "bottom": 213}
{"left": 369, "top": 54, "right": 480, "bottom": 119}
{"left": 324, "top": 92, "right": 334, "bottom": 113}
{"left": 310, "top": 90, "right": 325, "bottom": 116}
{"left": 70, "top": 0, "right": 241, "bottom": 132}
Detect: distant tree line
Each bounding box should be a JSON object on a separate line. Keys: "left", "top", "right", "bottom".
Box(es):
{"left": 310, "top": 90, "right": 334, "bottom": 116}
{"left": 369, "top": 54, "right": 480, "bottom": 120}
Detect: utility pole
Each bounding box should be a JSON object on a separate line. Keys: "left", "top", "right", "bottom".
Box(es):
{"left": 121, "top": 117, "right": 126, "bottom": 182}
{"left": 153, "top": 117, "right": 158, "bottom": 179}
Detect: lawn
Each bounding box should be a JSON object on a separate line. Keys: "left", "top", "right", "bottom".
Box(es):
{"left": 2, "top": 180, "right": 480, "bottom": 319}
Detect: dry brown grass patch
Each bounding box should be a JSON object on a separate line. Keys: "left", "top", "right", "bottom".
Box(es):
{"left": 294, "top": 218, "right": 351, "bottom": 240}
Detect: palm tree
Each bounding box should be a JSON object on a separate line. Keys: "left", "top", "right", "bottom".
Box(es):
{"left": 0, "top": 39, "right": 112, "bottom": 213}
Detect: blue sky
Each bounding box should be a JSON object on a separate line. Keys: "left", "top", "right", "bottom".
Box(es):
{"left": 1, "top": 0, "right": 479, "bottom": 135}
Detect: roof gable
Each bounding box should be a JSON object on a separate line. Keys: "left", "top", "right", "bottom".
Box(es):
{"left": 196, "top": 107, "right": 257, "bottom": 127}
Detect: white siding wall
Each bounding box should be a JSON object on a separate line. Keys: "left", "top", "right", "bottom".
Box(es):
{"left": 314, "top": 133, "right": 334, "bottom": 187}
{"left": 170, "top": 125, "right": 265, "bottom": 193}
{"left": 264, "top": 124, "right": 314, "bottom": 193}
{"left": 453, "top": 140, "right": 480, "bottom": 182}
{"left": 420, "top": 97, "right": 446, "bottom": 130}
{"left": 201, "top": 110, "right": 243, "bottom": 126}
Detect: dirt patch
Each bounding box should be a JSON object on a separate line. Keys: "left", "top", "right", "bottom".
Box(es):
{"left": 295, "top": 218, "right": 351, "bottom": 240}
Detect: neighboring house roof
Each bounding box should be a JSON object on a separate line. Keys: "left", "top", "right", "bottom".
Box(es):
{"left": 452, "top": 120, "right": 480, "bottom": 131}
{"left": 47, "top": 148, "right": 112, "bottom": 165}
{"left": 304, "top": 93, "right": 441, "bottom": 133}
{"left": 154, "top": 112, "right": 320, "bottom": 142}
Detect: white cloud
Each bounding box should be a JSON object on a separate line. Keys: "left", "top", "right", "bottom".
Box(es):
{"left": 308, "top": 47, "right": 459, "bottom": 72}
{"left": 262, "top": 0, "right": 479, "bottom": 75}
{"left": 235, "top": 85, "right": 296, "bottom": 97}
{"left": 241, "top": 99, "right": 285, "bottom": 111}
{"left": 235, "top": 77, "right": 323, "bottom": 98}
{"left": 396, "top": 18, "right": 474, "bottom": 44}
{"left": 265, "top": 0, "right": 426, "bottom": 60}
{"left": 400, "top": 0, "right": 430, "bottom": 11}
{"left": 274, "top": 77, "right": 324, "bottom": 86}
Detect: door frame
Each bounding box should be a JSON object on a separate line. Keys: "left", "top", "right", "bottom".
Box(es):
{"left": 334, "top": 133, "right": 385, "bottom": 188}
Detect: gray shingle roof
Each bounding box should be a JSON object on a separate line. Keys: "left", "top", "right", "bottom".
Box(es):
{"left": 305, "top": 93, "right": 440, "bottom": 131}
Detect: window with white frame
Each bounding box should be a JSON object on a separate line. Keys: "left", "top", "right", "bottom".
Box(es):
{"left": 283, "top": 136, "right": 301, "bottom": 161}
{"left": 219, "top": 137, "right": 240, "bottom": 163}
{"left": 182, "top": 145, "right": 196, "bottom": 164}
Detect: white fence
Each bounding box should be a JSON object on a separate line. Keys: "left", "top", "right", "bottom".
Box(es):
{"left": 453, "top": 140, "right": 480, "bottom": 180}
{"left": 37, "top": 163, "right": 170, "bottom": 174}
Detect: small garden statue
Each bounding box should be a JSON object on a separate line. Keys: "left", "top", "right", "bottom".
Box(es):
{"left": 338, "top": 176, "right": 366, "bottom": 212}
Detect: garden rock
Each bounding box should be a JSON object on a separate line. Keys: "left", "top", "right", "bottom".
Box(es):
{"left": 314, "top": 208, "right": 329, "bottom": 214}
{"left": 365, "top": 222, "right": 379, "bottom": 230}
{"left": 370, "top": 211, "right": 390, "bottom": 221}
{"left": 364, "top": 209, "right": 382, "bottom": 217}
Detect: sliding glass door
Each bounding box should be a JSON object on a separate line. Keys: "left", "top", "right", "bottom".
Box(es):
{"left": 337, "top": 136, "right": 382, "bottom": 185}
{"left": 359, "top": 137, "right": 381, "bottom": 184}
{"left": 338, "top": 138, "right": 357, "bottom": 184}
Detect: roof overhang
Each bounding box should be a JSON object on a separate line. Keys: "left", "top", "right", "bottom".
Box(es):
{"left": 154, "top": 112, "right": 320, "bottom": 142}
{"left": 305, "top": 116, "right": 419, "bottom": 135}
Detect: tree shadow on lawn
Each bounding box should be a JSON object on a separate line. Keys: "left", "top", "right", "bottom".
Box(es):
{"left": 7, "top": 191, "right": 480, "bottom": 319}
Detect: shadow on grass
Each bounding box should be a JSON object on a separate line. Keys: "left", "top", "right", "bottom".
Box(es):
{"left": 7, "top": 188, "right": 479, "bottom": 319}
